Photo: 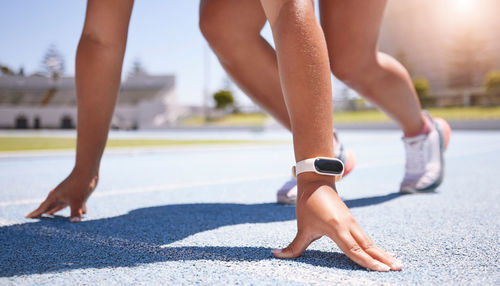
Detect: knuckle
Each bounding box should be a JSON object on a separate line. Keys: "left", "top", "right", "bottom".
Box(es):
{"left": 347, "top": 215, "right": 357, "bottom": 224}
{"left": 286, "top": 244, "right": 297, "bottom": 257}
{"left": 361, "top": 240, "right": 376, "bottom": 251}
{"left": 348, "top": 244, "right": 363, "bottom": 254}
{"left": 327, "top": 218, "right": 341, "bottom": 228}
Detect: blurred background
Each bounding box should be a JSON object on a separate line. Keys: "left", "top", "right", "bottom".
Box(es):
{"left": 0, "top": 0, "right": 499, "bottom": 136}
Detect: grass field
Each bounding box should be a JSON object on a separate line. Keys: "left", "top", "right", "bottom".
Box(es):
{"left": 334, "top": 106, "right": 500, "bottom": 123}
{"left": 180, "top": 107, "right": 500, "bottom": 126}
{"left": 2, "top": 107, "right": 498, "bottom": 151}
{"left": 180, "top": 113, "right": 269, "bottom": 127}
{"left": 0, "top": 137, "right": 282, "bottom": 152}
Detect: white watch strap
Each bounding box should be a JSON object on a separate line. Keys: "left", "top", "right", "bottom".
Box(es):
{"left": 295, "top": 158, "right": 317, "bottom": 176}
{"left": 293, "top": 157, "right": 343, "bottom": 182}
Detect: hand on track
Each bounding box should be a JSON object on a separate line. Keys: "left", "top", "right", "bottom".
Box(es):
{"left": 272, "top": 177, "right": 402, "bottom": 272}
{"left": 26, "top": 171, "right": 98, "bottom": 223}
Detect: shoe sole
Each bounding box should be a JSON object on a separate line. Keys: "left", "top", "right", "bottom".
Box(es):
{"left": 277, "top": 193, "right": 297, "bottom": 205}
{"left": 400, "top": 117, "right": 451, "bottom": 194}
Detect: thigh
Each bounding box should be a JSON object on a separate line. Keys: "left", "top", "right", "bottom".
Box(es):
{"left": 319, "top": 0, "right": 387, "bottom": 63}
{"left": 200, "top": 0, "right": 267, "bottom": 37}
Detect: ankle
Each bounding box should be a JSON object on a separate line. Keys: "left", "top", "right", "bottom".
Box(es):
{"left": 404, "top": 115, "right": 432, "bottom": 138}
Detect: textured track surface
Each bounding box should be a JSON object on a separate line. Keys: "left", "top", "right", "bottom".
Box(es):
{"left": 0, "top": 130, "right": 499, "bottom": 285}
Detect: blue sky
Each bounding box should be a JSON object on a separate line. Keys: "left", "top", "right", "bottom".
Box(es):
{"left": 1, "top": 0, "right": 348, "bottom": 106}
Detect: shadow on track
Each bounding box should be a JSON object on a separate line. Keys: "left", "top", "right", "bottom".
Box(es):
{"left": 0, "top": 192, "right": 402, "bottom": 277}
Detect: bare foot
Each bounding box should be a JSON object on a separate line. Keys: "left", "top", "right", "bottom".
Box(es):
{"left": 272, "top": 175, "right": 403, "bottom": 272}
{"left": 25, "top": 170, "right": 99, "bottom": 223}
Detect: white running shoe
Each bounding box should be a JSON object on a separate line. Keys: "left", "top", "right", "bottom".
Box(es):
{"left": 276, "top": 132, "right": 356, "bottom": 204}
{"left": 400, "top": 112, "right": 451, "bottom": 193}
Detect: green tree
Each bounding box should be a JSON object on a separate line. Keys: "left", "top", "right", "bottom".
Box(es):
{"left": 42, "top": 44, "right": 65, "bottom": 80}
{"left": 484, "top": 70, "right": 500, "bottom": 93}
{"left": 213, "top": 89, "right": 235, "bottom": 109}
{"left": 413, "top": 77, "right": 432, "bottom": 107}
{"left": 414, "top": 77, "right": 430, "bottom": 98}
{"left": 0, "top": 64, "right": 15, "bottom": 76}
{"left": 129, "top": 58, "right": 148, "bottom": 77}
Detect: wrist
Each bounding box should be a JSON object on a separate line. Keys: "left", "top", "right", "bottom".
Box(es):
{"left": 297, "top": 172, "right": 335, "bottom": 191}
{"left": 72, "top": 164, "right": 98, "bottom": 179}
{"left": 296, "top": 173, "right": 338, "bottom": 202}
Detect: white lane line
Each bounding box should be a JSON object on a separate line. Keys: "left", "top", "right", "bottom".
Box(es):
{"left": 0, "top": 173, "right": 288, "bottom": 207}
{"left": 2, "top": 146, "right": 499, "bottom": 208}
{"left": 0, "top": 144, "right": 290, "bottom": 159}
{"left": 93, "top": 173, "right": 287, "bottom": 198}
{"left": 0, "top": 198, "right": 43, "bottom": 208}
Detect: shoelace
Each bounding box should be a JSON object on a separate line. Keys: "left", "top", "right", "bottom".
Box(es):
{"left": 404, "top": 136, "right": 427, "bottom": 175}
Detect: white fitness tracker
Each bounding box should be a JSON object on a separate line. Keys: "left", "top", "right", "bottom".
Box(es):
{"left": 293, "top": 157, "right": 344, "bottom": 181}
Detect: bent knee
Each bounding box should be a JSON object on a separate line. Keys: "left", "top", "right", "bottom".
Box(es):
{"left": 80, "top": 30, "right": 124, "bottom": 51}
{"left": 331, "top": 56, "right": 380, "bottom": 85}
{"left": 199, "top": 3, "right": 221, "bottom": 43}
{"left": 199, "top": 1, "right": 264, "bottom": 47}
{"left": 199, "top": 3, "right": 240, "bottom": 43}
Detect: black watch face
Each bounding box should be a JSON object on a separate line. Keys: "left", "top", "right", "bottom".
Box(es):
{"left": 314, "top": 158, "right": 343, "bottom": 175}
